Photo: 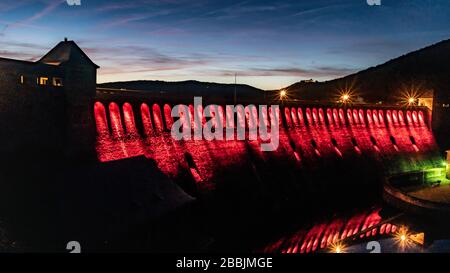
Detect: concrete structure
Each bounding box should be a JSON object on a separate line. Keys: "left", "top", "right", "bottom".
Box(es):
{"left": 432, "top": 82, "right": 450, "bottom": 150}
{"left": 383, "top": 171, "right": 450, "bottom": 222}
{"left": 0, "top": 39, "right": 98, "bottom": 160}
{"left": 418, "top": 96, "right": 433, "bottom": 110}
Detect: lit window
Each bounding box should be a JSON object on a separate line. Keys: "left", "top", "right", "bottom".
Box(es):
{"left": 38, "top": 77, "right": 49, "bottom": 85}
{"left": 53, "top": 77, "right": 63, "bottom": 87}
{"left": 19, "top": 75, "right": 24, "bottom": 84}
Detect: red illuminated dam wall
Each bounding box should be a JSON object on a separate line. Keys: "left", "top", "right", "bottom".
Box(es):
{"left": 93, "top": 100, "right": 440, "bottom": 196}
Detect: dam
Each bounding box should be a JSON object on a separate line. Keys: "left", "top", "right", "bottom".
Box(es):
{"left": 90, "top": 94, "right": 444, "bottom": 252}
{"left": 0, "top": 39, "right": 447, "bottom": 252}
{"left": 93, "top": 98, "right": 439, "bottom": 190}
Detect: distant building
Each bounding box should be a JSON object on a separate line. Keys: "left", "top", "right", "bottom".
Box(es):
{"left": 0, "top": 39, "right": 99, "bottom": 159}
{"left": 417, "top": 90, "right": 434, "bottom": 110}
{"left": 418, "top": 97, "right": 433, "bottom": 110}
{"left": 300, "top": 79, "right": 318, "bottom": 83}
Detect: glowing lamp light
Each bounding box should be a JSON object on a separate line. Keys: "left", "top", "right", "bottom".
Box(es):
{"left": 408, "top": 97, "right": 416, "bottom": 105}
{"left": 340, "top": 93, "right": 351, "bottom": 103}
{"left": 279, "top": 90, "right": 288, "bottom": 101}
{"left": 394, "top": 226, "right": 413, "bottom": 250}
{"left": 330, "top": 242, "right": 346, "bottom": 253}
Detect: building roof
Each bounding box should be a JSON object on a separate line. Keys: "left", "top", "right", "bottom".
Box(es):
{"left": 0, "top": 39, "right": 100, "bottom": 69}
{"left": 39, "top": 39, "right": 100, "bottom": 68}
{"left": 0, "top": 57, "right": 36, "bottom": 65}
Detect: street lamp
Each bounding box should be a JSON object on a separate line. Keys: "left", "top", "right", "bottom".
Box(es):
{"left": 280, "top": 90, "right": 287, "bottom": 100}
{"left": 330, "top": 242, "right": 346, "bottom": 253}
{"left": 341, "top": 93, "right": 351, "bottom": 103}
{"left": 394, "top": 226, "right": 412, "bottom": 249}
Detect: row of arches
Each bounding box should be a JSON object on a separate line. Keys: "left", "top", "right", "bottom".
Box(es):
{"left": 94, "top": 102, "right": 172, "bottom": 137}
{"left": 94, "top": 101, "right": 427, "bottom": 137}
{"left": 94, "top": 102, "right": 283, "bottom": 137}
{"left": 283, "top": 107, "right": 426, "bottom": 127}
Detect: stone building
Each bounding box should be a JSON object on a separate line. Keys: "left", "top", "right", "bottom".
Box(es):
{"left": 0, "top": 39, "right": 98, "bottom": 160}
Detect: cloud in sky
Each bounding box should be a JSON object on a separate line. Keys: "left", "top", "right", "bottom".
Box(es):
{"left": 1, "top": 0, "right": 65, "bottom": 34}
{"left": 219, "top": 66, "right": 358, "bottom": 78}
{"left": 0, "top": 0, "right": 449, "bottom": 89}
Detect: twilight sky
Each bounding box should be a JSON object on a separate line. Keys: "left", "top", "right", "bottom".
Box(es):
{"left": 0, "top": 0, "right": 449, "bottom": 90}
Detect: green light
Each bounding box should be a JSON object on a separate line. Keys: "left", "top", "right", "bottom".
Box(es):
{"left": 424, "top": 168, "right": 444, "bottom": 180}
{"left": 442, "top": 161, "right": 448, "bottom": 167}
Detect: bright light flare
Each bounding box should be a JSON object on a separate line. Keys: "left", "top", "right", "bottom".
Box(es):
{"left": 330, "top": 242, "right": 346, "bottom": 253}
{"left": 394, "top": 226, "right": 413, "bottom": 250}
{"left": 280, "top": 90, "right": 287, "bottom": 100}
{"left": 335, "top": 80, "right": 358, "bottom": 104}
{"left": 399, "top": 83, "right": 423, "bottom": 106}
{"left": 338, "top": 90, "right": 354, "bottom": 104}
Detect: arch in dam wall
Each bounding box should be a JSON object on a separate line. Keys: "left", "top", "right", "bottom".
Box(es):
{"left": 92, "top": 100, "right": 440, "bottom": 192}
{"left": 93, "top": 100, "right": 430, "bottom": 135}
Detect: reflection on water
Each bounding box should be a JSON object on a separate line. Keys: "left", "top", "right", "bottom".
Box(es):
{"left": 263, "top": 208, "right": 397, "bottom": 254}
{"left": 262, "top": 207, "right": 398, "bottom": 254}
